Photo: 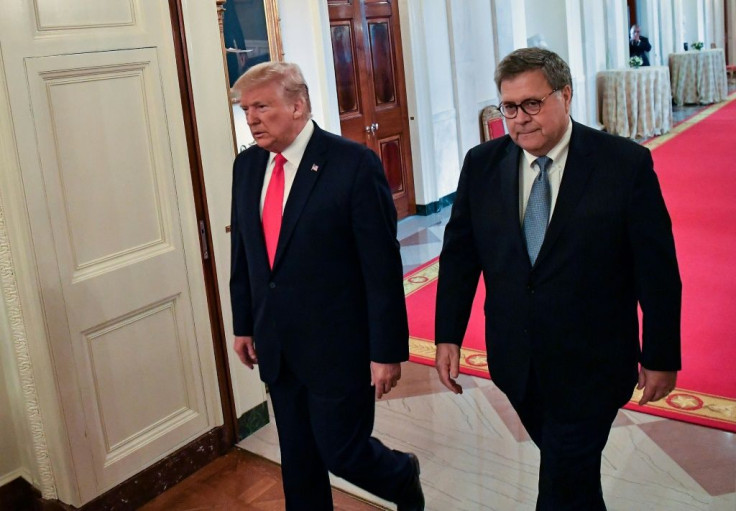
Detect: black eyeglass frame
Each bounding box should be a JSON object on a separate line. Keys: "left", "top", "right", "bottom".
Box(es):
{"left": 497, "top": 89, "right": 559, "bottom": 119}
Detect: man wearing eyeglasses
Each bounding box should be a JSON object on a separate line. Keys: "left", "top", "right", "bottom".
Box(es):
{"left": 434, "top": 48, "right": 681, "bottom": 510}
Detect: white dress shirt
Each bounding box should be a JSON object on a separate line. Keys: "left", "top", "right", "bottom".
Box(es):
{"left": 519, "top": 118, "right": 573, "bottom": 224}
{"left": 260, "top": 120, "right": 315, "bottom": 216}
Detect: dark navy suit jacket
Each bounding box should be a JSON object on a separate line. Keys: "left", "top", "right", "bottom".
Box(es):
{"left": 436, "top": 121, "right": 681, "bottom": 419}
{"left": 630, "top": 35, "right": 652, "bottom": 66}
{"left": 230, "top": 123, "right": 409, "bottom": 395}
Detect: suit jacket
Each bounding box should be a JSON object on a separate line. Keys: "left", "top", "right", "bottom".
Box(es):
{"left": 436, "top": 121, "right": 681, "bottom": 419}
{"left": 230, "top": 123, "right": 409, "bottom": 394}
{"left": 630, "top": 36, "right": 652, "bottom": 66}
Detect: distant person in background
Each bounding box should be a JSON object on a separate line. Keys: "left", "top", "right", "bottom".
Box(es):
{"left": 629, "top": 24, "right": 652, "bottom": 66}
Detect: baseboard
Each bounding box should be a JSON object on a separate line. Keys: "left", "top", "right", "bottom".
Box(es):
{"left": 29, "top": 426, "right": 229, "bottom": 510}
{"left": 0, "top": 468, "right": 32, "bottom": 489}
{"left": 415, "top": 192, "right": 455, "bottom": 216}
{"left": 237, "top": 400, "right": 269, "bottom": 440}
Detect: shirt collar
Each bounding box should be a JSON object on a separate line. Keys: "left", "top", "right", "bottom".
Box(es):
{"left": 270, "top": 119, "right": 314, "bottom": 167}
{"left": 522, "top": 117, "right": 573, "bottom": 168}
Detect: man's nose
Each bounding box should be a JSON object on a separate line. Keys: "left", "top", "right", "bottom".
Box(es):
{"left": 516, "top": 108, "right": 533, "bottom": 122}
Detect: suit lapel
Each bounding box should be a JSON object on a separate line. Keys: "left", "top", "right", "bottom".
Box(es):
{"left": 242, "top": 148, "right": 270, "bottom": 264}
{"left": 272, "top": 125, "right": 327, "bottom": 269}
{"left": 496, "top": 144, "right": 527, "bottom": 256}
{"left": 535, "top": 122, "right": 595, "bottom": 264}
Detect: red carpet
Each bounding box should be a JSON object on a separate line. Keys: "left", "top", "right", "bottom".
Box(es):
{"left": 405, "top": 93, "right": 736, "bottom": 432}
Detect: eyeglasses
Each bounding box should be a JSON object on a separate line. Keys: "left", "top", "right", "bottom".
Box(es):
{"left": 497, "top": 89, "right": 559, "bottom": 119}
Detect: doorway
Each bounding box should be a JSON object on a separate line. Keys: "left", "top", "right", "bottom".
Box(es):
{"left": 327, "top": 0, "right": 416, "bottom": 218}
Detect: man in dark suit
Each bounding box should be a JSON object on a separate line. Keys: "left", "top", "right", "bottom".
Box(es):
{"left": 435, "top": 48, "right": 681, "bottom": 510}
{"left": 630, "top": 24, "right": 652, "bottom": 66}
{"left": 229, "top": 62, "right": 423, "bottom": 511}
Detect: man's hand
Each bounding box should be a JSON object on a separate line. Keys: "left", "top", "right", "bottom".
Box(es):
{"left": 233, "top": 336, "right": 258, "bottom": 369}
{"left": 371, "top": 362, "right": 401, "bottom": 399}
{"left": 637, "top": 367, "right": 677, "bottom": 406}
{"left": 435, "top": 343, "right": 463, "bottom": 394}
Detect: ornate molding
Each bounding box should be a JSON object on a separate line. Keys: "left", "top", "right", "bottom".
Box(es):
{"left": 0, "top": 197, "right": 57, "bottom": 500}
{"left": 215, "top": 0, "right": 226, "bottom": 35}
{"left": 264, "top": 0, "right": 284, "bottom": 62}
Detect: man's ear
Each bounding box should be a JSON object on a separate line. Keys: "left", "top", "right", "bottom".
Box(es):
{"left": 292, "top": 97, "right": 307, "bottom": 119}
{"left": 561, "top": 84, "right": 573, "bottom": 109}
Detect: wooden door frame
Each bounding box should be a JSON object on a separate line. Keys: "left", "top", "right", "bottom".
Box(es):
{"left": 627, "top": 0, "right": 637, "bottom": 27}
{"left": 168, "top": 0, "right": 237, "bottom": 445}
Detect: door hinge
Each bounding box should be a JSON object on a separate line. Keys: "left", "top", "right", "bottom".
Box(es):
{"left": 199, "top": 220, "right": 210, "bottom": 260}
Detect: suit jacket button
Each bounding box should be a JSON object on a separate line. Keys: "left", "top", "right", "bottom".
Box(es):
{"left": 269, "top": 282, "right": 276, "bottom": 289}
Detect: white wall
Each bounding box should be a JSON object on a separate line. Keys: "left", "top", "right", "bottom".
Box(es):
{"left": 182, "top": 0, "right": 268, "bottom": 420}
{"left": 0, "top": 297, "right": 22, "bottom": 485}
{"left": 526, "top": 0, "right": 569, "bottom": 61}
{"left": 279, "top": 1, "right": 340, "bottom": 133}
{"left": 450, "top": 0, "right": 499, "bottom": 156}
{"left": 729, "top": 0, "right": 736, "bottom": 63}
{"left": 0, "top": 291, "right": 36, "bottom": 488}
{"left": 581, "top": 0, "right": 609, "bottom": 127}
{"left": 679, "top": 0, "right": 701, "bottom": 47}
{"left": 424, "top": 3, "right": 461, "bottom": 198}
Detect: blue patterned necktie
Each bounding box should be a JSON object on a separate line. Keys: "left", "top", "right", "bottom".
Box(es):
{"left": 523, "top": 156, "right": 552, "bottom": 264}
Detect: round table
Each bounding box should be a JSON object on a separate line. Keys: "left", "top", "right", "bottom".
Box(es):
{"left": 597, "top": 66, "right": 672, "bottom": 139}
{"left": 668, "top": 49, "right": 728, "bottom": 105}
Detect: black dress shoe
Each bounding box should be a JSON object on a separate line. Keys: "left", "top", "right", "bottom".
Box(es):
{"left": 397, "top": 453, "right": 425, "bottom": 510}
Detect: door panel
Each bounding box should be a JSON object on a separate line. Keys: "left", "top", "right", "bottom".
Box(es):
{"left": 25, "top": 46, "right": 210, "bottom": 494}
{"left": 1, "top": 1, "right": 219, "bottom": 502}
{"left": 367, "top": 21, "right": 396, "bottom": 105}
{"left": 328, "top": 0, "right": 415, "bottom": 218}
{"left": 378, "top": 136, "right": 404, "bottom": 195}
{"left": 332, "top": 24, "right": 360, "bottom": 115}
{"left": 34, "top": 0, "right": 135, "bottom": 29}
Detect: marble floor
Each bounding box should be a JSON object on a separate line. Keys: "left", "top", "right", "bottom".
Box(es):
{"left": 239, "top": 94, "right": 736, "bottom": 510}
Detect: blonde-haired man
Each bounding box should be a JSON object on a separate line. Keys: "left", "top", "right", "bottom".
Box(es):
{"left": 230, "top": 62, "right": 424, "bottom": 510}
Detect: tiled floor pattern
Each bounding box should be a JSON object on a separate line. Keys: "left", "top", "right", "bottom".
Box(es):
{"left": 152, "top": 92, "right": 736, "bottom": 510}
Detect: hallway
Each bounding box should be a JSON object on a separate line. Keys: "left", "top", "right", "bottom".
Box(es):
{"left": 143, "top": 92, "right": 736, "bottom": 510}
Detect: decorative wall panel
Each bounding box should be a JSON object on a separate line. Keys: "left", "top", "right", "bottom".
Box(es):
{"left": 379, "top": 136, "right": 403, "bottom": 194}
{"left": 85, "top": 298, "right": 190, "bottom": 458}
{"left": 330, "top": 24, "right": 360, "bottom": 115}
{"left": 368, "top": 20, "right": 396, "bottom": 106}
{"left": 42, "top": 67, "right": 171, "bottom": 281}
{"left": 34, "top": 0, "right": 135, "bottom": 30}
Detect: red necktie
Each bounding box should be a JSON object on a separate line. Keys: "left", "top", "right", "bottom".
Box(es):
{"left": 262, "top": 153, "right": 286, "bottom": 268}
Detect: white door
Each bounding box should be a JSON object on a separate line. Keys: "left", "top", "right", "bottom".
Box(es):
{"left": 0, "top": 1, "right": 220, "bottom": 504}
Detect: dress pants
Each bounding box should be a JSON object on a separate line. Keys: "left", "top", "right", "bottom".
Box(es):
{"left": 268, "top": 363, "right": 414, "bottom": 510}
{"left": 512, "top": 371, "right": 619, "bottom": 511}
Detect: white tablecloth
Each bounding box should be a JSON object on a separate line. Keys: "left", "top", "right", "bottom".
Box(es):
{"left": 597, "top": 66, "right": 672, "bottom": 139}
{"left": 668, "top": 49, "right": 728, "bottom": 105}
